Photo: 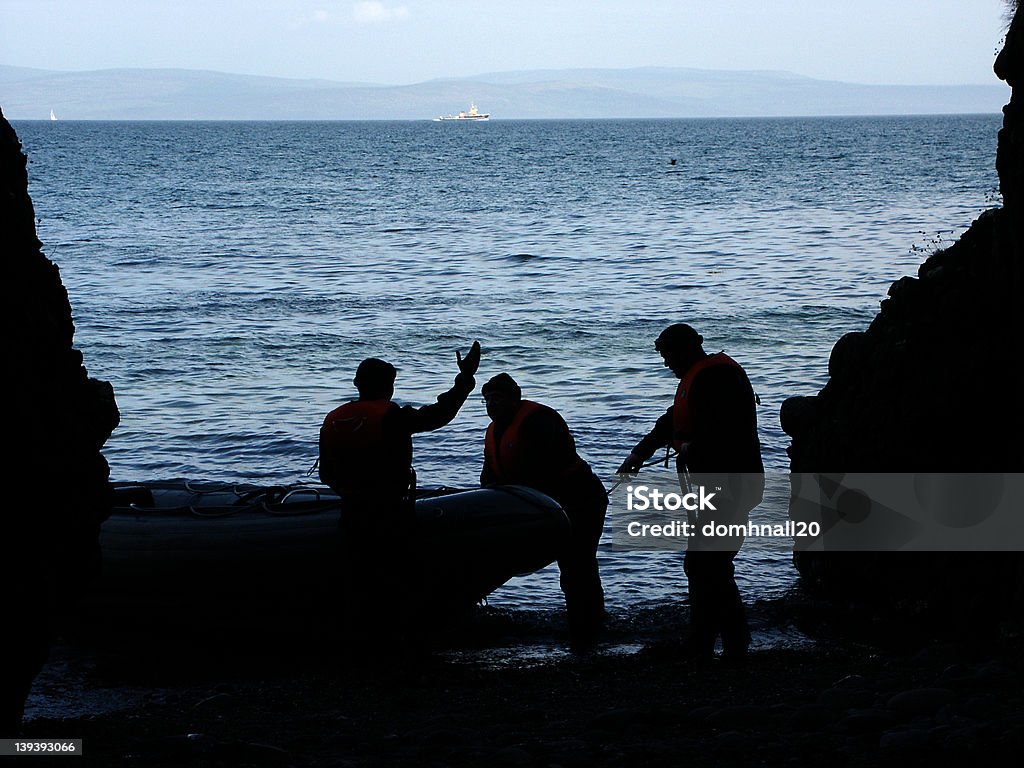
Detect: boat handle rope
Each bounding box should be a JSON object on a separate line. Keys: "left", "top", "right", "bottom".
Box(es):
{"left": 178, "top": 484, "right": 331, "bottom": 517}
{"left": 606, "top": 446, "right": 679, "bottom": 496}
{"left": 280, "top": 487, "right": 322, "bottom": 503}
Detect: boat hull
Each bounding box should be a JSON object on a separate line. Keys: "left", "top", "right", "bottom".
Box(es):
{"left": 67, "top": 482, "right": 569, "bottom": 640}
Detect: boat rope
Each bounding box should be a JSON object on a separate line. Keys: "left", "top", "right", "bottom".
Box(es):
{"left": 172, "top": 483, "right": 337, "bottom": 517}
{"left": 183, "top": 480, "right": 236, "bottom": 494}
{"left": 606, "top": 446, "right": 679, "bottom": 496}
{"left": 280, "top": 487, "right": 322, "bottom": 503}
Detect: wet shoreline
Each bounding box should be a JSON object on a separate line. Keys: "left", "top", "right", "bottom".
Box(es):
{"left": 25, "top": 596, "right": 813, "bottom": 722}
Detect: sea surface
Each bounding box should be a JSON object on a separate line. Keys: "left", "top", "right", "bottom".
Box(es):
{"left": 14, "top": 116, "right": 1001, "bottom": 617}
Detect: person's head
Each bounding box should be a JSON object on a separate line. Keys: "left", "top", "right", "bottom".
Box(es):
{"left": 655, "top": 323, "right": 706, "bottom": 378}
{"left": 353, "top": 357, "right": 397, "bottom": 400}
{"left": 482, "top": 373, "right": 522, "bottom": 426}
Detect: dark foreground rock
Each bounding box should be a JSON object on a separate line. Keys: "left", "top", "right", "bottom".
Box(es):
{"left": 781, "top": 4, "right": 1024, "bottom": 616}
{"left": 0, "top": 109, "right": 119, "bottom": 734}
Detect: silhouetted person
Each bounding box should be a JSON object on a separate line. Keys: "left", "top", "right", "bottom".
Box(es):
{"left": 481, "top": 373, "right": 607, "bottom": 649}
{"left": 319, "top": 342, "right": 480, "bottom": 638}
{"left": 618, "top": 324, "right": 763, "bottom": 662}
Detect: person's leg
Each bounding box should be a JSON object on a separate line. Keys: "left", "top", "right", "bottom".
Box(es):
{"left": 715, "top": 552, "right": 750, "bottom": 659}
{"left": 682, "top": 550, "right": 717, "bottom": 660}
{"left": 559, "top": 493, "right": 607, "bottom": 648}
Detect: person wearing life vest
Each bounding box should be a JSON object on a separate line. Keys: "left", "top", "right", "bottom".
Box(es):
{"left": 617, "top": 323, "right": 764, "bottom": 664}
{"left": 319, "top": 343, "right": 480, "bottom": 503}
{"left": 319, "top": 341, "right": 480, "bottom": 637}
{"left": 481, "top": 373, "right": 608, "bottom": 650}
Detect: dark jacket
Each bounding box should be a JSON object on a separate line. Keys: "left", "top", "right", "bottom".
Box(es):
{"left": 631, "top": 359, "right": 763, "bottom": 474}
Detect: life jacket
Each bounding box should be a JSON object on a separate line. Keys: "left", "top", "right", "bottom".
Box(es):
{"left": 319, "top": 399, "right": 410, "bottom": 498}
{"left": 484, "top": 400, "right": 585, "bottom": 484}
{"left": 672, "top": 352, "right": 748, "bottom": 451}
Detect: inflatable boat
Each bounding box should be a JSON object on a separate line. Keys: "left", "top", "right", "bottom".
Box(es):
{"left": 69, "top": 481, "right": 570, "bottom": 640}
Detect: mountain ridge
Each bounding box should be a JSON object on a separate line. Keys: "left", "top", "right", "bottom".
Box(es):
{"left": 0, "top": 64, "right": 1008, "bottom": 120}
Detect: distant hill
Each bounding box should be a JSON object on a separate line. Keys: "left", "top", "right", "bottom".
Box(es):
{"left": 0, "top": 65, "right": 1009, "bottom": 120}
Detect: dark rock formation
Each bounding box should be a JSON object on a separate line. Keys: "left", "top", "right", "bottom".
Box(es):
{"left": 782, "top": 4, "right": 1024, "bottom": 629}
{"left": 0, "top": 109, "right": 119, "bottom": 734}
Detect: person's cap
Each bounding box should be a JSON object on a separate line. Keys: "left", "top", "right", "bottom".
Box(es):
{"left": 481, "top": 373, "right": 522, "bottom": 400}
{"left": 354, "top": 358, "right": 397, "bottom": 388}
{"left": 655, "top": 323, "right": 703, "bottom": 353}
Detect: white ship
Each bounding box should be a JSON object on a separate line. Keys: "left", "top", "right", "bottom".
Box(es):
{"left": 434, "top": 103, "right": 490, "bottom": 121}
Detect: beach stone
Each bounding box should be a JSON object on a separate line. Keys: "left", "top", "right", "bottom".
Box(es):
{"left": 446, "top": 746, "right": 501, "bottom": 765}
{"left": 937, "top": 694, "right": 999, "bottom": 723}
{"left": 503, "top": 707, "right": 547, "bottom": 725}
{"left": 788, "top": 703, "right": 833, "bottom": 731}
{"left": 910, "top": 644, "right": 962, "bottom": 667}
{"left": 817, "top": 686, "right": 874, "bottom": 710}
{"left": 151, "top": 733, "right": 288, "bottom": 763}
{"left": 713, "top": 730, "right": 754, "bottom": 751}
{"left": 492, "top": 746, "right": 533, "bottom": 766}
{"left": 927, "top": 724, "right": 954, "bottom": 743}
{"left": 830, "top": 673, "right": 869, "bottom": 690}
{"left": 886, "top": 688, "right": 956, "bottom": 717}
{"left": 588, "top": 706, "right": 680, "bottom": 731}
{"left": 704, "top": 704, "right": 775, "bottom": 729}
{"left": 936, "top": 663, "right": 968, "bottom": 682}
{"left": 214, "top": 741, "right": 290, "bottom": 763}
{"left": 970, "top": 660, "right": 1010, "bottom": 683}
{"left": 541, "top": 737, "right": 590, "bottom": 758}
{"left": 935, "top": 663, "right": 1009, "bottom": 693}
{"left": 402, "top": 723, "right": 478, "bottom": 747}
{"left": 686, "top": 705, "right": 717, "bottom": 722}
{"left": 836, "top": 709, "right": 895, "bottom": 734}
{"left": 879, "top": 727, "right": 930, "bottom": 751}
{"left": 192, "top": 692, "right": 234, "bottom": 710}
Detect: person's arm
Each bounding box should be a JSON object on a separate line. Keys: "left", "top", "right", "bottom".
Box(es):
{"left": 391, "top": 342, "right": 481, "bottom": 435}
{"left": 480, "top": 446, "right": 497, "bottom": 487}
{"left": 399, "top": 373, "right": 476, "bottom": 434}
{"left": 317, "top": 422, "right": 342, "bottom": 493}
{"left": 617, "top": 407, "right": 674, "bottom": 473}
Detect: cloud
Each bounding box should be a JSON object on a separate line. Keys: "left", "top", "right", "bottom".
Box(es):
{"left": 352, "top": 2, "right": 409, "bottom": 24}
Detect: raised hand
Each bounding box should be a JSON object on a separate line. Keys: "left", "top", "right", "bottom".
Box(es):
{"left": 456, "top": 340, "right": 481, "bottom": 377}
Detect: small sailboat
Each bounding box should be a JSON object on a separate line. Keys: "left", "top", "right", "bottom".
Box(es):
{"left": 49, "top": 109, "right": 57, "bottom": 121}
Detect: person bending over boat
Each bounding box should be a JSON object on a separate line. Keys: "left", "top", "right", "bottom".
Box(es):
{"left": 617, "top": 323, "right": 763, "bottom": 664}
{"left": 480, "top": 373, "right": 607, "bottom": 650}
{"left": 319, "top": 341, "right": 481, "bottom": 636}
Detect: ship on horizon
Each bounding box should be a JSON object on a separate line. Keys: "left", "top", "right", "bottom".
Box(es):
{"left": 434, "top": 103, "right": 489, "bottom": 121}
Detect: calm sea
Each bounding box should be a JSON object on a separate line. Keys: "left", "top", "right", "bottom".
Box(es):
{"left": 13, "top": 116, "right": 1001, "bottom": 615}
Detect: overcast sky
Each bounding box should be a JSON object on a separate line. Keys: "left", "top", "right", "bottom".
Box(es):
{"left": 0, "top": 0, "right": 1012, "bottom": 86}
